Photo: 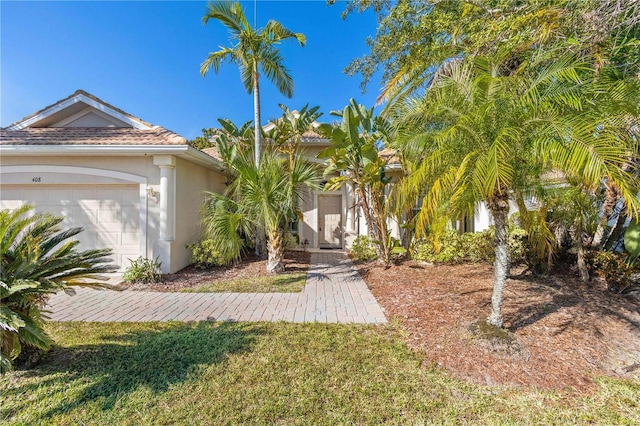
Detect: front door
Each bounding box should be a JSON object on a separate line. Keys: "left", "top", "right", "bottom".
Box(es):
{"left": 318, "top": 195, "right": 342, "bottom": 248}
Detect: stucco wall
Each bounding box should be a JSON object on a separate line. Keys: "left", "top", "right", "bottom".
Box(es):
{"left": 171, "top": 156, "right": 226, "bottom": 273}
{"left": 0, "top": 154, "right": 226, "bottom": 274}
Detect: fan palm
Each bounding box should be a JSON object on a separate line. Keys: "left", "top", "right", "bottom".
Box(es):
{"left": 1, "top": 205, "right": 115, "bottom": 372}
{"left": 391, "top": 54, "right": 639, "bottom": 327}
{"left": 201, "top": 1, "right": 306, "bottom": 166}
{"left": 202, "top": 148, "right": 320, "bottom": 273}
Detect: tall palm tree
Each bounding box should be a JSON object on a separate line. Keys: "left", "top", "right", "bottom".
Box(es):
{"left": 200, "top": 1, "right": 306, "bottom": 166}
{"left": 391, "top": 54, "right": 639, "bottom": 328}
{"left": 202, "top": 148, "right": 320, "bottom": 273}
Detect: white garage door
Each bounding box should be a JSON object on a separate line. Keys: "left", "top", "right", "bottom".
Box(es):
{"left": 0, "top": 184, "right": 141, "bottom": 271}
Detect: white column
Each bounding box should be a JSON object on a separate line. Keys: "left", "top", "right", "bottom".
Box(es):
{"left": 153, "top": 155, "right": 176, "bottom": 241}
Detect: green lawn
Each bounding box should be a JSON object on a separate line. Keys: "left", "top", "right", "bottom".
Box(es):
{"left": 1, "top": 322, "right": 638, "bottom": 425}
{"left": 181, "top": 273, "right": 306, "bottom": 293}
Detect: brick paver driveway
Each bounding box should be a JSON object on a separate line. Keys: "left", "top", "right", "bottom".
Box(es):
{"left": 47, "top": 251, "right": 387, "bottom": 324}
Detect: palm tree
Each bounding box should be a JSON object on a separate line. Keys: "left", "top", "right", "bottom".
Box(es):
{"left": 391, "top": 54, "right": 639, "bottom": 328}
{"left": 1, "top": 206, "right": 115, "bottom": 372}
{"left": 200, "top": 1, "right": 306, "bottom": 166}
{"left": 268, "top": 103, "right": 322, "bottom": 171}
{"left": 318, "top": 100, "right": 397, "bottom": 266}
{"left": 202, "top": 148, "right": 320, "bottom": 273}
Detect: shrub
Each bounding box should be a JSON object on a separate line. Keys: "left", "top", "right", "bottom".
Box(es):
{"left": 350, "top": 235, "right": 378, "bottom": 261}
{"left": 587, "top": 250, "right": 640, "bottom": 294}
{"left": 283, "top": 232, "right": 300, "bottom": 251}
{"left": 1, "top": 205, "right": 114, "bottom": 372}
{"left": 188, "top": 239, "right": 226, "bottom": 269}
{"left": 122, "top": 256, "right": 162, "bottom": 284}
{"left": 412, "top": 226, "right": 528, "bottom": 265}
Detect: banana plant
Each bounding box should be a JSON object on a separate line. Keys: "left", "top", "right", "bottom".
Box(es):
{"left": 318, "top": 99, "right": 397, "bottom": 266}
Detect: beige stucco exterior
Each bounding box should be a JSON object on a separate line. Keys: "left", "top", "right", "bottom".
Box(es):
{"left": 0, "top": 153, "right": 225, "bottom": 274}
{"left": 0, "top": 90, "right": 226, "bottom": 275}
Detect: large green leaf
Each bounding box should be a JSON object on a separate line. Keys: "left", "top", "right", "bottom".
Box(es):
{"left": 317, "top": 146, "right": 337, "bottom": 159}
{"left": 624, "top": 220, "right": 640, "bottom": 259}
{"left": 0, "top": 305, "right": 25, "bottom": 332}
{"left": 361, "top": 145, "right": 378, "bottom": 165}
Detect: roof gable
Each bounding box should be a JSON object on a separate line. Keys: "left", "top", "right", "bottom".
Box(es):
{"left": 5, "top": 90, "right": 153, "bottom": 130}
{"left": 263, "top": 111, "right": 329, "bottom": 145}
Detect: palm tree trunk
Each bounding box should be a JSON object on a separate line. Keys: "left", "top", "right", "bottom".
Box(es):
{"left": 357, "top": 186, "right": 377, "bottom": 240}
{"left": 592, "top": 180, "right": 620, "bottom": 249}
{"left": 266, "top": 229, "right": 285, "bottom": 273}
{"left": 571, "top": 220, "right": 590, "bottom": 284}
{"left": 372, "top": 188, "right": 391, "bottom": 266}
{"left": 487, "top": 195, "right": 510, "bottom": 328}
{"left": 253, "top": 64, "right": 261, "bottom": 167}
{"left": 358, "top": 185, "right": 390, "bottom": 264}
{"left": 604, "top": 203, "right": 627, "bottom": 250}
{"left": 253, "top": 64, "right": 266, "bottom": 257}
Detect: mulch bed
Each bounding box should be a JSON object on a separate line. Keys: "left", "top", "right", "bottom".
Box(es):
{"left": 355, "top": 260, "right": 640, "bottom": 393}
{"left": 122, "top": 250, "right": 311, "bottom": 292}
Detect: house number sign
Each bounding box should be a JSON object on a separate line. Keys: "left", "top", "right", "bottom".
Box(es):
{"left": 32, "top": 177, "right": 42, "bottom": 182}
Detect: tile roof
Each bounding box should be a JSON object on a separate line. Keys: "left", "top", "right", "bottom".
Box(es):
{"left": 300, "top": 129, "right": 329, "bottom": 143}
{"left": 6, "top": 89, "right": 154, "bottom": 130}
{"left": 379, "top": 148, "right": 401, "bottom": 165}
{"left": 202, "top": 146, "right": 223, "bottom": 161}
{"left": 0, "top": 127, "right": 187, "bottom": 146}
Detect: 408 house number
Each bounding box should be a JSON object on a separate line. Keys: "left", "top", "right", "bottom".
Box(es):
{"left": 32, "top": 177, "right": 42, "bottom": 183}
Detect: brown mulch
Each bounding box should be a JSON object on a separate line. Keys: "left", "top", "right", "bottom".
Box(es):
{"left": 355, "top": 260, "right": 640, "bottom": 393}
{"left": 122, "top": 250, "right": 311, "bottom": 292}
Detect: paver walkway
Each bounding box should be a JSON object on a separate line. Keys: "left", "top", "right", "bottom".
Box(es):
{"left": 46, "top": 251, "right": 387, "bottom": 324}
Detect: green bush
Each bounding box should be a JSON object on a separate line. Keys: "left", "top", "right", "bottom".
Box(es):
{"left": 412, "top": 227, "right": 528, "bottom": 265}
{"left": 1, "top": 205, "right": 114, "bottom": 372}
{"left": 283, "top": 232, "right": 300, "bottom": 251}
{"left": 587, "top": 250, "right": 640, "bottom": 294}
{"left": 188, "top": 239, "right": 226, "bottom": 269}
{"left": 123, "top": 257, "right": 162, "bottom": 284}
{"left": 350, "top": 235, "right": 378, "bottom": 261}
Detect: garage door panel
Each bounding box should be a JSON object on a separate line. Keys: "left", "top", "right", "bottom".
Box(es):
{"left": 97, "top": 209, "right": 121, "bottom": 224}
{"left": 72, "top": 188, "right": 97, "bottom": 200}
{"left": 122, "top": 232, "right": 138, "bottom": 245}
{"left": 48, "top": 188, "right": 72, "bottom": 201}
{"left": 0, "top": 184, "right": 141, "bottom": 271}
{"left": 96, "top": 231, "right": 120, "bottom": 246}
{"left": 98, "top": 188, "right": 123, "bottom": 201}
{"left": 122, "top": 190, "right": 140, "bottom": 203}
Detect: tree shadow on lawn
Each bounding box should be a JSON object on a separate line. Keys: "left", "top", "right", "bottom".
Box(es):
{"left": 4, "top": 321, "right": 265, "bottom": 422}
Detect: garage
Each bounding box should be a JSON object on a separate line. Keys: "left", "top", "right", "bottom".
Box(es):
{"left": 1, "top": 89, "right": 226, "bottom": 274}
{"left": 0, "top": 183, "right": 142, "bottom": 270}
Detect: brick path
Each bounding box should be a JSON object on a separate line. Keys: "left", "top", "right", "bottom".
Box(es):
{"left": 46, "top": 251, "right": 387, "bottom": 324}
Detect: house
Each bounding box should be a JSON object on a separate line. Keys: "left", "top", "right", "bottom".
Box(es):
{"left": 0, "top": 90, "right": 226, "bottom": 274}
{"left": 1, "top": 92, "right": 405, "bottom": 276}
{"left": 259, "top": 122, "right": 404, "bottom": 250}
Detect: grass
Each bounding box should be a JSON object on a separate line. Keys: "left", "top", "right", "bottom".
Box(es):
{"left": 1, "top": 322, "right": 639, "bottom": 425}
{"left": 181, "top": 273, "right": 307, "bottom": 293}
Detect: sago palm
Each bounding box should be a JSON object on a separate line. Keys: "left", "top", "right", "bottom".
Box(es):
{"left": 1, "top": 206, "right": 115, "bottom": 372}
{"left": 391, "top": 54, "right": 639, "bottom": 327}
{"left": 201, "top": 1, "right": 306, "bottom": 166}
{"left": 202, "top": 148, "right": 320, "bottom": 273}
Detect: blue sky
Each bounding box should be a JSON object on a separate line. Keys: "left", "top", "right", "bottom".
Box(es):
{"left": 1, "top": 0, "right": 381, "bottom": 139}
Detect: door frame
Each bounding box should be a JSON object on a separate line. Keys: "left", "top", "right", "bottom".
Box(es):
{"left": 316, "top": 192, "right": 344, "bottom": 249}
